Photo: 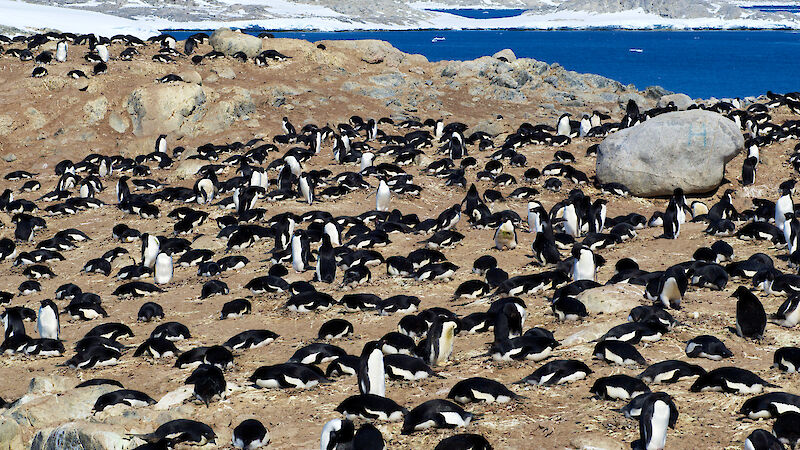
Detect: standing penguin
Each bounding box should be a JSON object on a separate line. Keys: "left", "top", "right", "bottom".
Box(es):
{"left": 154, "top": 253, "right": 173, "bottom": 285}
{"left": 315, "top": 234, "right": 336, "bottom": 284}
{"left": 141, "top": 234, "right": 160, "bottom": 269}
{"left": 589, "top": 199, "right": 608, "bottom": 233}
{"left": 636, "top": 393, "right": 678, "bottom": 450}
{"left": 785, "top": 213, "right": 800, "bottom": 255}
{"left": 494, "top": 220, "right": 517, "bottom": 250}
{"left": 376, "top": 180, "right": 391, "bottom": 212}
{"left": 155, "top": 134, "right": 168, "bottom": 154}
{"left": 527, "top": 201, "right": 545, "bottom": 234}
{"left": 579, "top": 114, "right": 592, "bottom": 137}
{"left": 742, "top": 156, "right": 757, "bottom": 186}
{"left": 291, "top": 231, "right": 311, "bottom": 273}
{"left": 358, "top": 341, "right": 386, "bottom": 397}
{"left": 663, "top": 198, "right": 680, "bottom": 239}
{"left": 426, "top": 318, "right": 457, "bottom": 367}
{"left": 571, "top": 245, "right": 597, "bottom": 281}
{"left": 299, "top": 173, "right": 314, "bottom": 205}
{"left": 562, "top": 201, "right": 580, "bottom": 238}
{"left": 55, "top": 41, "right": 67, "bottom": 62}
{"left": 672, "top": 188, "right": 689, "bottom": 224}
{"left": 776, "top": 187, "right": 793, "bottom": 233}
{"left": 37, "top": 299, "right": 60, "bottom": 340}
{"left": 733, "top": 286, "right": 767, "bottom": 339}
{"left": 116, "top": 176, "right": 130, "bottom": 203}
{"left": 556, "top": 113, "right": 572, "bottom": 137}
{"left": 96, "top": 44, "right": 109, "bottom": 62}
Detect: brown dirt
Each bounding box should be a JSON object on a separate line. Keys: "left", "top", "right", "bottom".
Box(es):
{"left": 0, "top": 35, "right": 799, "bottom": 450}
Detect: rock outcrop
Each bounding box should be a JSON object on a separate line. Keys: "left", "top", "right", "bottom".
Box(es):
{"left": 126, "top": 83, "right": 207, "bottom": 137}
{"left": 209, "top": 28, "right": 263, "bottom": 58}
{"left": 595, "top": 110, "right": 744, "bottom": 197}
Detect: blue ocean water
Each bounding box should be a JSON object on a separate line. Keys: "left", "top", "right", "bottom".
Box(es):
{"left": 426, "top": 8, "right": 528, "bottom": 19}
{"left": 162, "top": 29, "right": 800, "bottom": 99}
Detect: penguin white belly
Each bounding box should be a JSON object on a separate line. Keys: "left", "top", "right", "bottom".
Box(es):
{"left": 605, "top": 386, "right": 631, "bottom": 399}
{"left": 291, "top": 241, "right": 304, "bottom": 272}
{"left": 470, "top": 389, "right": 496, "bottom": 403}
{"left": 440, "top": 411, "right": 470, "bottom": 427}
{"left": 660, "top": 278, "right": 681, "bottom": 305}
{"left": 38, "top": 309, "right": 58, "bottom": 339}
{"left": 572, "top": 257, "right": 594, "bottom": 281}
{"left": 256, "top": 379, "right": 281, "bottom": 389}
{"left": 154, "top": 254, "right": 173, "bottom": 284}
{"left": 646, "top": 401, "right": 670, "bottom": 450}
{"left": 653, "top": 369, "right": 678, "bottom": 384}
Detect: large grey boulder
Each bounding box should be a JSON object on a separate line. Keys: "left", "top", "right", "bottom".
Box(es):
{"left": 126, "top": 83, "right": 206, "bottom": 137}
{"left": 31, "top": 423, "right": 129, "bottom": 450}
{"left": 596, "top": 110, "right": 743, "bottom": 197}
{"left": 657, "top": 93, "right": 695, "bottom": 110}
{"left": 6, "top": 385, "right": 115, "bottom": 428}
{"left": 209, "top": 28, "right": 263, "bottom": 58}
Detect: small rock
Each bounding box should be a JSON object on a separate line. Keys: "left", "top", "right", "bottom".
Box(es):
{"left": 576, "top": 284, "right": 643, "bottom": 314}
{"left": 2, "top": 154, "right": 16, "bottom": 162}
{"left": 492, "top": 48, "right": 516, "bottom": 62}
{"left": 83, "top": 96, "right": 108, "bottom": 125}
{"left": 0, "top": 115, "right": 14, "bottom": 136}
{"left": 212, "top": 66, "right": 236, "bottom": 80}
{"left": 178, "top": 70, "right": 203, "bottom": 85}
{"left": 24, "top": 108, "right": 47, "bottom": 130}
{"left": 173, "top": 159, "right": 206, "bottom": 180}
{"left": 570, "top": 433, "right": 626, "bottom": 450}
{"left": 108, "top": 113, "right": 129, "bottom": 134}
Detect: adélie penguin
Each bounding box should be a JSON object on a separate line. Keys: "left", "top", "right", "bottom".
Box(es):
{"left": 291, "top": 230, "right": 311, "bottom": 273}
{"left": 37, "top": 299, "right": 59, "bottom": 340}
{"left": 424, "top": 318, "right": 457, "bottom": 366}
{"left": 743, "top": 428, "right": 784, "bottom": 450}
{"left": 733, "top": 286, "right": 767, "bottom": 339}
{"left": 447, "top": 377, "right": 523, "bottom": 404}
{"left": 690, "top": 367, "right": 779, "bottom": 394}
{"left": 154, "top": 253, "right": 173, "bottom": 285}
{"left": 663, "top": 197, "right": 680, "bottom": 239}
{"left": 376, "top": 179, "right": 391, "bottom": 212}
{"left": 320, "top": 418, "right": 354, "bottom": 450}
{"left": 314, "top": 234, "right": 336, "bottom": 283}
{"left": 632, "top": 392, "right": 678, "bottom": 450}
{"left": 134, "top": 419, "right": 216, "bottom": 446}
{"left": 141, "top": 233, "right": 160, "bottom": 268}
{"left": 645, "top": 266, "right": 687, "bottom": 309}
{"left": 571, "top": 244, "right": 597, "bottom": 281}
{"left": 776, "top": 187, "right": 793, "bottom": 233}
{"left": 358, "top": 341, "right": 386, "bottom": 397}
{"left": 232, "top": 419, "right": 269, "bottom": 450}
{"left": 401, "top": 399, "right": 472, "bottom": 434}
{"left": 493, "top": 219, "right": 517, "bottom": 250}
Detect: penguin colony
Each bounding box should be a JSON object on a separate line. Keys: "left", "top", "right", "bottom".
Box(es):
{"left": 2, "top": 31, "right": 800, "bottom": 450}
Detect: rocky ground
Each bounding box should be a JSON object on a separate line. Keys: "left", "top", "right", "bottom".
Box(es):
{"left": 0, "top": 30, "right": 798, "bottom": 450}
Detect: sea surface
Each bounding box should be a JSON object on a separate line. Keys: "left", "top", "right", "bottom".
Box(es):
{"left": 163, "top": 29, "right": 800, "bottom": 99}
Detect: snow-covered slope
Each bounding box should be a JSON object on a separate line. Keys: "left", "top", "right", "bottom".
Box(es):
{"left": 1, "top": 0, "right": 798, "bottom": 37}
